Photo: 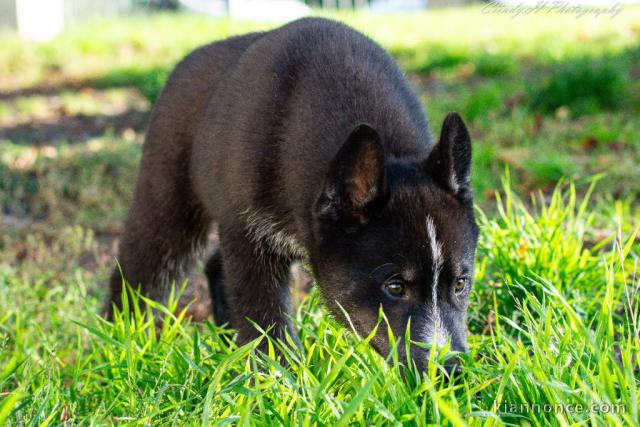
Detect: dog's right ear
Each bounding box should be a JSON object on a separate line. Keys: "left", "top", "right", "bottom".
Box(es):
{"left": 314, "top": 124, "right": 388, "bottom": 227}
{"left": 424, "top": 112, "right": 473, "bottom": 204}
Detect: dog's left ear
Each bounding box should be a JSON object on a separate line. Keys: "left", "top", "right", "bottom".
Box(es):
{"left": 424, "top": 112, "right": 472, "bottom": 203}
{"left": 314, "top": 124, "right": 388, "bottom": 226}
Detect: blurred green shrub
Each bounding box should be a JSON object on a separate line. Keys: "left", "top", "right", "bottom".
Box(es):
{"left": 94, "top": 66, "right": 170, "bottom": 102}
{"left": 528, "top": 55, "right": 629, "bottom": 116}
{"left": 474, "top": 53, "right": 518, "bottom": 77}
{"left": 463, "top": 83, "right": 503, "bottom": 121}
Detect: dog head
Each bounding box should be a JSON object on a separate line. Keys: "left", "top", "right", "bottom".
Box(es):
{"left": 311, "top": 112, "right": 478, "bottom": 372}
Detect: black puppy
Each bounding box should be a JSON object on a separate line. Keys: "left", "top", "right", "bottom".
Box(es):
{"left": 106, "top": 17, "right": 479, "bottom": 372}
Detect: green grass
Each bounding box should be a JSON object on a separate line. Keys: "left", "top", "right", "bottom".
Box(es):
{"left": 1, "top": 5, "right": 640, "bottom": 425}
{"left": 1, "top": 182, "right": 638, "bottom": 425}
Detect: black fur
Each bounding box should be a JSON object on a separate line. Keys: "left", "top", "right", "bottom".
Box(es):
{"left": 205, "top": 249, "right": 229, "bottom": 325}
{"left": 106, "top": 18, "right": 478, "bottom": 371}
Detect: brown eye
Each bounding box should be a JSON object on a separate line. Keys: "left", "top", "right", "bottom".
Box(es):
{"left": 384, "top": 279, "right": 405, "bottom": 297}
{"left": 454, "top": 278, "right": 468, "bottom": 295}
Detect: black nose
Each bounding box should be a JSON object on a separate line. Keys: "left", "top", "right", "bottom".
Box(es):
{"left": 444, "top": 363, "right": 462, "bottom": 377}
{"left": 443, "top": 358, "right": 463, "bottom": 381}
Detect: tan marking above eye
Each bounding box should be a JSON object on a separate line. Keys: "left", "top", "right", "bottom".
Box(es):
{"left": 402, "top": 268, "right": 418, "bottom": 282}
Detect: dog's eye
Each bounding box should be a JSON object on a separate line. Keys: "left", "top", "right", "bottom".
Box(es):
{"left": 454, "top": 278, "right": 467, "bottom": 295}
{"left": 384, "top": 279, "right": 405, "bottom": 297}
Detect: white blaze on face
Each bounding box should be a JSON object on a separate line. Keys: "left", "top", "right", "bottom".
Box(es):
{"left": 425, "top": 216, "right": 448, "bottom": 348}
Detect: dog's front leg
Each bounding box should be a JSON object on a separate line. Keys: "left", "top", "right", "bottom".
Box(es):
{"left": 217, "top": 224, "right": 298, "bottom": 352}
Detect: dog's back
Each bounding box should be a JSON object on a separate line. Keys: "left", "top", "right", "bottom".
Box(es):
{"left": 191, "top": 18, "right": 432, "bottom": 243}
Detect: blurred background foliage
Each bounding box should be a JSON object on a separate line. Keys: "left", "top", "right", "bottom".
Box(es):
{"left": 1, "top": 3, "right": 639, "bottom": 424}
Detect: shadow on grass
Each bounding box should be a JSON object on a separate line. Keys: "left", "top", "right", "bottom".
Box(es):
{"left": 0, "top": 109, "right": 148, "bottom": 145}
{"left": 0, "top": 65, "right": 168, "bottom": 104}
{"left": 0, "top": 138, "right": 140, "bottom": 230}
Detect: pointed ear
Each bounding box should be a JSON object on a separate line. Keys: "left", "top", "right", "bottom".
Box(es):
{"left": 314, "top": 124, "right": 388, "bottom": 226}
{"left": 424, "top": 112, "right": 473, "bottom": 203}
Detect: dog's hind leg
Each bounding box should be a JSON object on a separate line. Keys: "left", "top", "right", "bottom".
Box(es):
{"left": 105, "top": 160, "right": 211, "bottom": 319}
{"left": 105, "top": 33, "right": 265, "bottom": 319}
{"left": 205, "top": 248, "right": 230, "bottom": 326}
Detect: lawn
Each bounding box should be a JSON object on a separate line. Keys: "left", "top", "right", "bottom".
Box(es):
{"left": 1, "top": 5, "right": 639, "bottom": 425}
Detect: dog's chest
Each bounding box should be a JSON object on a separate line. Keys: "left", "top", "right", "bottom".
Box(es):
{"left": 241, "top": 208, "right": 308, "bottom": 260}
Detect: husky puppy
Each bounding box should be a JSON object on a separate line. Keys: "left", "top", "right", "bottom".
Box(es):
{"left": 106, "top": 18, "right": 478, "bottom": 372}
